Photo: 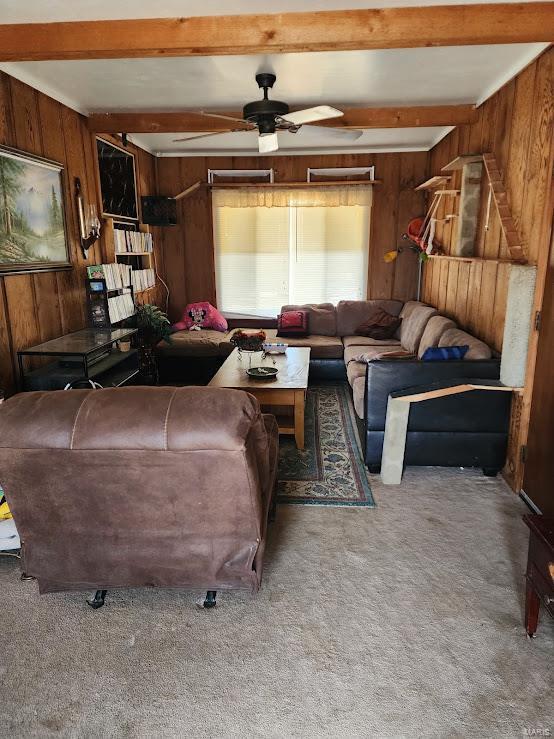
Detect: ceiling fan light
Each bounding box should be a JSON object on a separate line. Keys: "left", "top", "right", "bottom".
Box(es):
{"left": 258, "top": 133, "right": 279, "bottom": 153}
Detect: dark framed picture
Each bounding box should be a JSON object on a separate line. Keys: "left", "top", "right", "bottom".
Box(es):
{"left": 96, "top": 138, "right": 138, "bottom": 221}
{"left": 0, "top": 145, "right": 71, "bottom": 274}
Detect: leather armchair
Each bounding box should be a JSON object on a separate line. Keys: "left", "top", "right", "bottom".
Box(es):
{"left": 361, "top": 359, "right": 511, "bottom": 473}
{"left": 0, "top": 386, "right": 279, "bottom": 608}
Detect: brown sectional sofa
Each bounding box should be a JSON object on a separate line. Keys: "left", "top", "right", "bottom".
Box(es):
{"left": 159, "top": 300, "right": 404, "bottom": 367}
{"left": 158, "top": 300, "right": 510, "bottom": 474}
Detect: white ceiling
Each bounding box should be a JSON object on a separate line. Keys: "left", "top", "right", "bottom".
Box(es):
{"left": 0, "top": 1, "right": 548, "bottom": 156}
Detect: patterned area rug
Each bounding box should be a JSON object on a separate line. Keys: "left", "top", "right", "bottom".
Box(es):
{"left": 277, "top": 383, "right": 375, "bottom": 507}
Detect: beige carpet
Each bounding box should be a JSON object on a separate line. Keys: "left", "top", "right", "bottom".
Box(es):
{"left": 1, "top": 468, "right": 552, "bottom": 738}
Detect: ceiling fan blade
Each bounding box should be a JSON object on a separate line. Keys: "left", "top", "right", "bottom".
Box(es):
{"left": 172, "top": 129, "right": 249, "bottom": 143}
{"left": 283, "top": 106, "right": 343, "bottom": 126}
{"left": 295, "top": 125, "right": 364, "bottom": 142}
{"left": 258, "top": 132, "right": 279, "bottom": 154}
{"left": 192, "top": 110, "right": 251, "bottom": 126}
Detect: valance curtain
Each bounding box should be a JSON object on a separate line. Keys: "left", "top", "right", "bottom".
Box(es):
{"left": 211, "top": 185, "right": 373, "bottom": 209}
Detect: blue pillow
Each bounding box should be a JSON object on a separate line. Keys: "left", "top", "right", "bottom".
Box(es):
{"left": 421, "top": 345, "right": 469, "bottom": 361}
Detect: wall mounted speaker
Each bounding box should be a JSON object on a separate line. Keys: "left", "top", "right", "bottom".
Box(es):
{"left": 141, "top": 196, "right": 178, "bottom": 226}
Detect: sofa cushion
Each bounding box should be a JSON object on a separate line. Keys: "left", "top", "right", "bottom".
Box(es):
{"left": 439, "top": 328, "right": 492, "bottom": 360}
{"left": 157, "top": 329, "right": 224, "bottom": 357}
{"left": 352, "top": 376, "right": 366, "bottom": 419}
{"left": 399, "top": 300, "right": 428, "bottom": 320}
{"left": 283, "top": 334, "right": 344, "bottom": 359}
{"left": 220, "top": 328, "right": 344, "bottom": 359}
{"left": 417, "top": 316, "right": 457, "bottom": 358}
{"left": 336, "top": 299, "right": 403, "bottom": 336}
{"left": 281, "top": 303, "right": 336, "bottom": 336}
{"left": 344, "top": 345, "right": 406, "bottom": 365}
{"left": 399, "top": 304, "right": 438, "bottom": 353}
{"left": 346, "top": 359, "right": 367, "bottom": 387}
{"left": 343, "top": 335, "right": 401, "bottom": 349}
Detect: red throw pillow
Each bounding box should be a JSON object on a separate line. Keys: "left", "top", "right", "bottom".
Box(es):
{"left": 355, "top": 308, "right": 401, "bottom": 340}
{"left": 277, "top": 310, "right": 309, "bottom": 338}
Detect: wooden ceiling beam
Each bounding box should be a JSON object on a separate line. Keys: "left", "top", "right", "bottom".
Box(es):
{"left": 88, "top": 105, "right": 479, "bottom": 133}
{"left": 89, "top": 112, "right": 251, "bottom": 134}
{"left": 0, "top": 4, "right": 552, "bottom": 62}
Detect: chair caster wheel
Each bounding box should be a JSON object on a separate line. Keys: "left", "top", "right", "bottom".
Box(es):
{"left": 482, "top": 467, "right": 499, "bottom": 477}
{"left": 203, "top": 590, "right": 217, "bottom": 609}
{"left": 20, "top": 572, "right": 35, "bottom": 581}
{"left": 87, "top": 590, "right": 107, "bottom": 609}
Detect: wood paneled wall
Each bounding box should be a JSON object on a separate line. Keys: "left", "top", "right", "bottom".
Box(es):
{"left": 421, "top": 47, "right": 554, "bottom": 491}
{"left": 421, "top": 47, "right": 554, "bottom": 353}
{"left": 0, "top": 72, "right": 165, "bottom": 395}
{"left": 155, "top": 153, "right": 428, "bottom": 321}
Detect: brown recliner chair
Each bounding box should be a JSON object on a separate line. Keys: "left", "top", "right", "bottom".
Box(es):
{"left": 0, "top": 386, "right": 279, "bottom": 609}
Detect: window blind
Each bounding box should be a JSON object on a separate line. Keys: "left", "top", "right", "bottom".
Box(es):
{"left": 213, "top": 187, "right": 371, "bottom": 316}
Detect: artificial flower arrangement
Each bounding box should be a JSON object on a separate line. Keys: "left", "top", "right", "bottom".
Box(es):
{"left": 230, "top": 329, "right": 267, "bottom": 352}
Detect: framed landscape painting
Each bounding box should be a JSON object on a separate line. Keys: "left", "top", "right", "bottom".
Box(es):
{"left": 0, "top": 145, "right": 71, "bottom": 274}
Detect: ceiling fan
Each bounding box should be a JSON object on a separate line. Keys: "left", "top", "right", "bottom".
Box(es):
{"left": 173, "top": 73, "right": 363, "bottom": 153}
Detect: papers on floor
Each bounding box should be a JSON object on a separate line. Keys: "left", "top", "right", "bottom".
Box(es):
{"left": 0, "top": 518, "right": 20, "bottom": 551}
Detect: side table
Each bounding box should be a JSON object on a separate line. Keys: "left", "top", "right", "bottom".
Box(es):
{"left": 523, "top": 515, "right": 554, "bottom": 637}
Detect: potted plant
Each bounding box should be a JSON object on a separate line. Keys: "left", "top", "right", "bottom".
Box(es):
{"left": 126, "top": 304, "right": 172, "bottom": 384}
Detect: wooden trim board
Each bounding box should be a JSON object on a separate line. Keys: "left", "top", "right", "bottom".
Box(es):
{"left": 382, "top": 380, "right": 519, "bottom": 484}
{"left": 415, "top": 175, "right": 452, "bottom": 191}
{"left": 209, "top": 180, "right": 381, "bottom": 188}
{"left": 394, "top": 381, "right": 518, "bottom": 403}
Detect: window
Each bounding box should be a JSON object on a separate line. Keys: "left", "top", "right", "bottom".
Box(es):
{"left": 213, "top": 186, "right": 371, "bottom": 316}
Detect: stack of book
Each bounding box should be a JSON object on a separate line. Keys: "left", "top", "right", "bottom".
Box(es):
{"left": 130, "top": 268, "right": 156, "bottom": 292}
{"left": 114, "top": 229, "right": 154, "bottom": 254}
{"left": 107, "top": 291, "right": 135, "bottom": 324}
{"left": 87, "top": 263, "right": 132, "bottom": 290}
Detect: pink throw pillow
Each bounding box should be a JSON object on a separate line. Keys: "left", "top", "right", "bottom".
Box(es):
{"left": 173, "top": 302, "right": 228, "bottom": 332}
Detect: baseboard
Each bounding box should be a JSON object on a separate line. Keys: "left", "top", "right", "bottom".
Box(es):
{"left": 519, "top": 489, "right": 542, "bottom": 514}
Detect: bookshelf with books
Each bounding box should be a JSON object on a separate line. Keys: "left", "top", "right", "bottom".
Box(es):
{"left": 86, "top": 264, "right": 135, "bottom": 328}
{"left": 104, "top": 218, "right": 157, "bottom": 295}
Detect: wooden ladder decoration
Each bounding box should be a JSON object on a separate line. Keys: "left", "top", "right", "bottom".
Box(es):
{"left": 482, "top": 153, "right": 526, "bottom": 263}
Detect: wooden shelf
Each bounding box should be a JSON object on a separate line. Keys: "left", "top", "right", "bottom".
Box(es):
{"left": 441, "top": 154, "right": 483, "bottom": 172}
{"left": 115, "top": 251, "right": 153, "bottom": 257}
{"left": 427, "top": 254, "right": 519, "bottom": 265}
{"left": 415, "top": 175, "right": 452, "bottom": 191}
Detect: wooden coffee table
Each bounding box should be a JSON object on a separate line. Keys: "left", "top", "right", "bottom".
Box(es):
{"left": 209, "top": 347, "right": 310, "bottom": 449}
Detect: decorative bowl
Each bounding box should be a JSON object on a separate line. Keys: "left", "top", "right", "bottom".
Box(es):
{"left": 246, "top": 366, "right": 279, "bottom": 379}
{"left": 262, "top": 342, "right": 287, "bottom": 354}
